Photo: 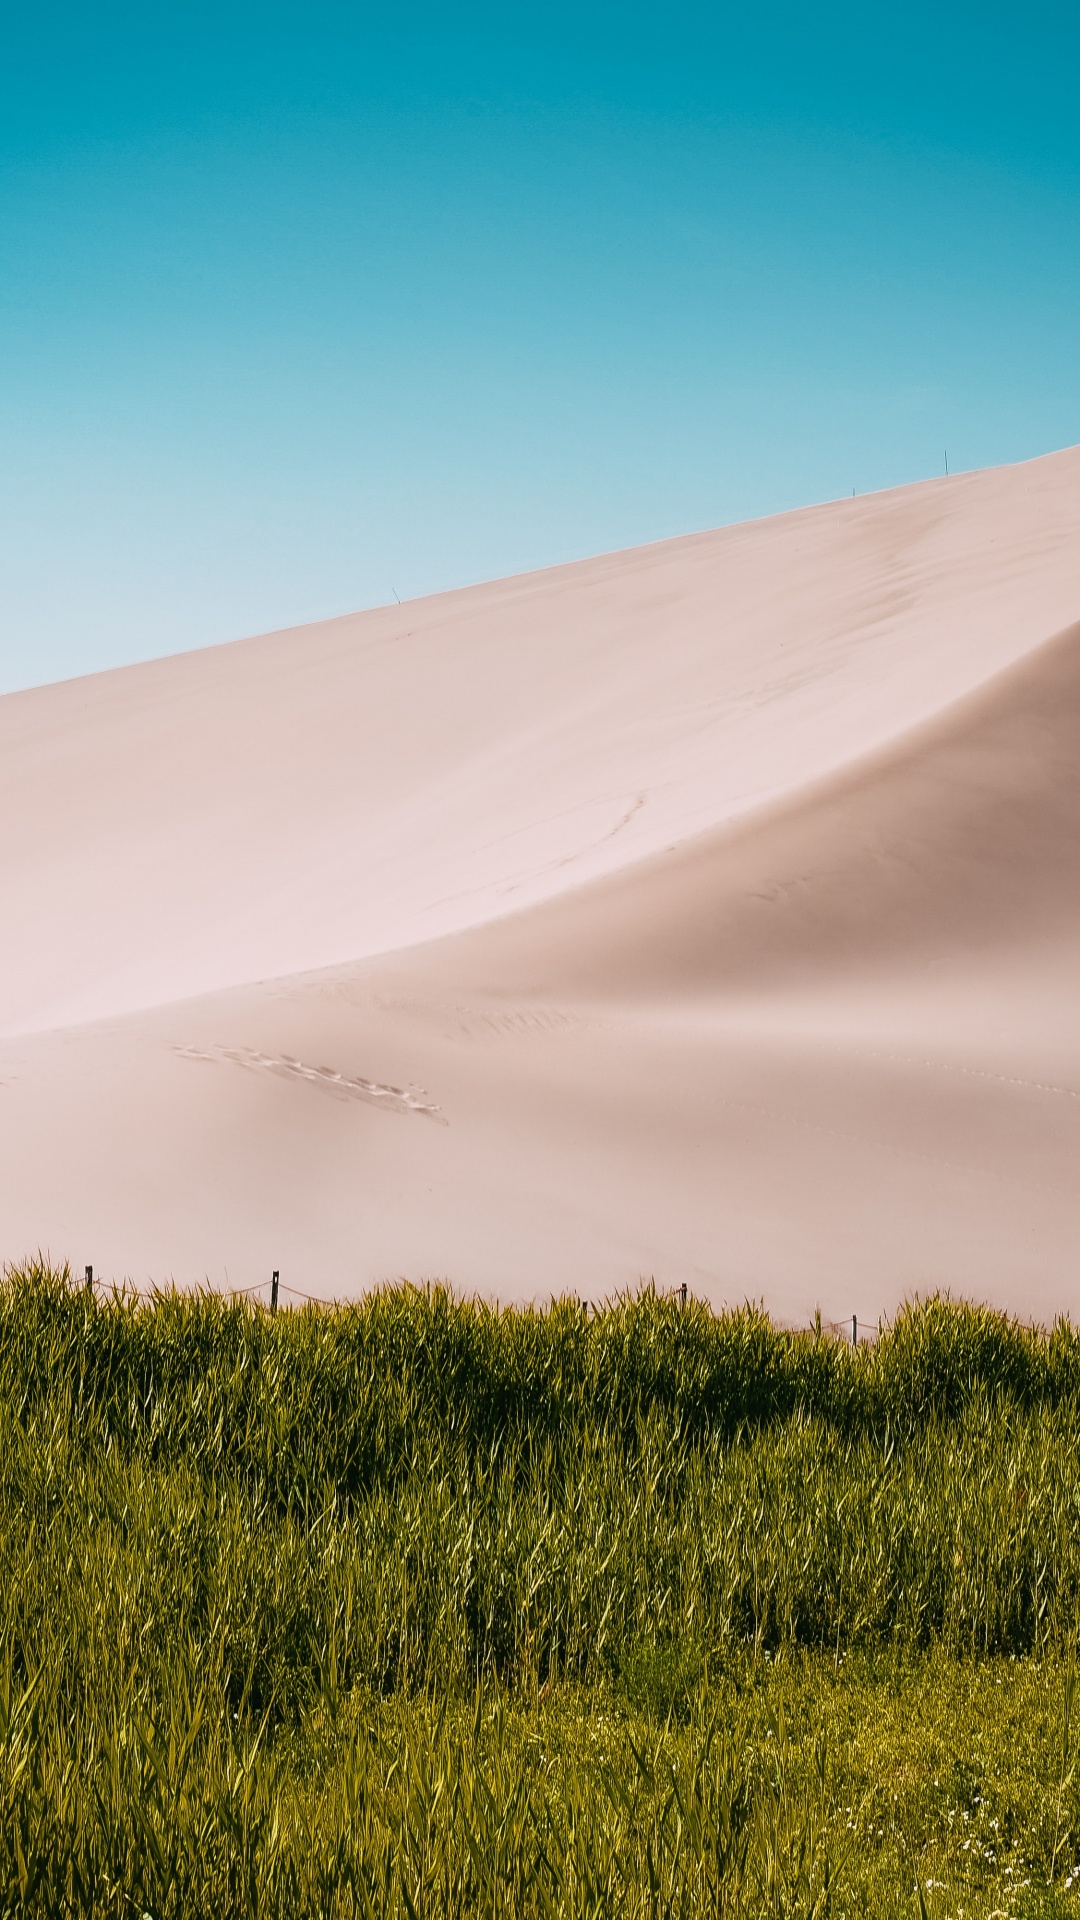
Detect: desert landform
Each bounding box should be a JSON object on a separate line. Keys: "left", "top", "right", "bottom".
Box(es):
{"left": 3, "top": 445, "right": 1079, "bottom": 1319}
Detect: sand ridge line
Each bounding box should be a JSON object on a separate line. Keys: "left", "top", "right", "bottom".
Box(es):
{"left": 173, "top": 1043, "right": 446, "bottom": 1123}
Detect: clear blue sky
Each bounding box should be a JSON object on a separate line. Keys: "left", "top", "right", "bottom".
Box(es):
{"left": 2, "top": 2, "right": 1078, "bottom": 691}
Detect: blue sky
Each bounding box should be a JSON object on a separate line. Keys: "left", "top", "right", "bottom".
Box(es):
{"left": 2, "top": 2, "right": 1078, "bottom": 690}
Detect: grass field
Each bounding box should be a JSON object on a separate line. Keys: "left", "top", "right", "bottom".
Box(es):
{"left": 2, "top": 1264, "right": 1080, "bottom": 1917}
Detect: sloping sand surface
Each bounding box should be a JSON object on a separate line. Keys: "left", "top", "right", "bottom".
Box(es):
{"left": 3, "top": 448, "right": 1080, "bottom": 1320}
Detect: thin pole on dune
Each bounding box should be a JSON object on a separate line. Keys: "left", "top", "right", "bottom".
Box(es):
{"left": 852, "top": 1313, "right": 858, "bottom": 1345}
{"left": 85, "top": 1265, "right": 92, "bottom": 1293}
{"left": 271, "top": 1270, "right": 279, "bottom": 1315}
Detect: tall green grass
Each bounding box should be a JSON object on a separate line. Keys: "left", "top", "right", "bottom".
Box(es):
{"left": 2, "top": 1263, "right": 1079, "bottom": 1916}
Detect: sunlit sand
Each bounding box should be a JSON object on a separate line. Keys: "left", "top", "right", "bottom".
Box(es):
{"left": 3, "top": 446, "right": 1079, "bottom": 1318}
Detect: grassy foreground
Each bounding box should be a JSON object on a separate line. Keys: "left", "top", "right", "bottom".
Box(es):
{"left": 3, "top": 1265, "right": 1080, "bottom": 1917}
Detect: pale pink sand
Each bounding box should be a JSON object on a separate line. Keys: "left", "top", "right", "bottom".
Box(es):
{"left": 3, "top": 448, "right": 1080, "bottom": 1320}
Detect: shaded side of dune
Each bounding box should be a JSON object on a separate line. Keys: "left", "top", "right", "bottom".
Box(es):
{"left": 427, "top": 618, "right": 1080, "bottom": 1016}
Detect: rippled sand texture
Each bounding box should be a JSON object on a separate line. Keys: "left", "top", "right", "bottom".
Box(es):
{"left": 3, "top": 447, "right": 1080, "bottom": 1319}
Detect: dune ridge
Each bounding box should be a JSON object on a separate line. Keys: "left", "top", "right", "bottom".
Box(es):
{"left": 2, "top": 447, "right": 1080, "bottom": 1318}
{"left": 449, "top": 610, "right": 1080, "bottom": 1013}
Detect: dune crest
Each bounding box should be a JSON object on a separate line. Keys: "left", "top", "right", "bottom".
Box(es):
{"left": 446, "top": 613, "right": 1080, "bottom": 1015}
{"left": 3, "top": 448, "right": 1080, "bottom": 1318}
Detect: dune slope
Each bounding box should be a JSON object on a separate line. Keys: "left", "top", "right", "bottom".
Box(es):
{"left": 2, "top": 448, "right": 1080, "bottom": 1319}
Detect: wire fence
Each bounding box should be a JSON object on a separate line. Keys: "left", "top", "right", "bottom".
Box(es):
{"left": 77, "top": 1265, "right": 879, "bottom": 1337}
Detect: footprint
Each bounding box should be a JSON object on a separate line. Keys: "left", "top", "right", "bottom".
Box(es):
{"left": 173, "top": 1044, "right": 446, "bottom": 1123}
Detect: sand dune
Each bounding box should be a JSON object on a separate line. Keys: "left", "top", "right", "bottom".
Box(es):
{"left": 3, "top": 447, "right": 1080, "bottom": 1320}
